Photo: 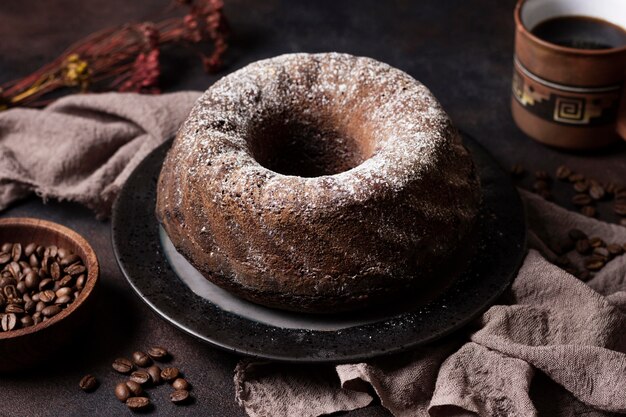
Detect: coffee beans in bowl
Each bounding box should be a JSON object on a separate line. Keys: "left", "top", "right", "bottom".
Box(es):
{"left": 0, "top": 218, "right": 99, "bottom": 372}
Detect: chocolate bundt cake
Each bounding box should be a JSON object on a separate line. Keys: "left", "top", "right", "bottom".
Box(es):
{"left": 156, "top": 53, "right": 481, "bottom": 313}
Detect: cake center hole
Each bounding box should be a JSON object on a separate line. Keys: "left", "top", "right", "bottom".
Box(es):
{"left": 249, "top": 119, "right": 367, "bottom": 177}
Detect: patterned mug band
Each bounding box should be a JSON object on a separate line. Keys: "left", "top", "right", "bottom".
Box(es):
{"left": 512, "top": 57, "right": 622, "bottom": 126}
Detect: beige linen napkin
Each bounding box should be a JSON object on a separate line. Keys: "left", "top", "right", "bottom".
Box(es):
{"left": 0, "top": 91, "right": 201, "bottom": 217}
{"left": 235, "top": 191, "right": 626, "bottom": 417}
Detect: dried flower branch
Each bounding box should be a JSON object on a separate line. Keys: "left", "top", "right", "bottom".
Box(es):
{"left": 0, "top": 0, "right": 228, "bottom": 110}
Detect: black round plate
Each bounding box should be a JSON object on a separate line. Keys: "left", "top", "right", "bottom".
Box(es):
{"left": 111, "top": 133, "right": 526, "bottom": 363}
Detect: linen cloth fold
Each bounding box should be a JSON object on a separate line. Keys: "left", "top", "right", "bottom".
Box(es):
{"left": 0, "top": 91, "right": 201, "bottom": 217}
{"left": 235, "top": 192, "right": 626, "bottom": 417}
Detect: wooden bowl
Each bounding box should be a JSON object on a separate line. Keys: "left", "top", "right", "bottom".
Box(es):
{"left": 0, "top": 218, "right": 99, "bottom": 372}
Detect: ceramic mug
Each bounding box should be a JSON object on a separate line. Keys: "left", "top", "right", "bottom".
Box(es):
{"left": 511, "top": 0, "right": 626, "bottom": 149}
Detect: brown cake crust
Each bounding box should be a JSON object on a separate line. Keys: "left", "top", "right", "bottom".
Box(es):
{"left": 156, "top": 53, "right": 481, "bottom": 313}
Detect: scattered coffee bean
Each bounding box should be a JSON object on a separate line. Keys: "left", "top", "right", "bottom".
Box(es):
{"left": 130, "top": 371, "right": 151, "bottom": 385}
{"left": 126, "top": 380, "right": 143, "bottom": 396}
{"left": 170, "top": 389, "right": 190, "bottom": 404}
{"left": 79, "top": 374, "right": 98, "bottom": 392}
{"left": 568, "top": 173, "right": 584, "bottom": 183}
{"left": 572, "top": 194, "right": 592, "bottom": 206}
{"left": 614, "top": 202, "right": 626, "bottom": 216}
{"left": 533, "top": 180, "right": 549, "bottom": 191}
{"left": 573, "top": 181, "right": 589, "bottom": 193}
{"left": 607, "top": 243, "right": 624, "bottom": 257}
{"left": 147, "top": 346, "right": 169, "bottom": 361}
{"left": 172, "top": 378, "right": 189, "bottom": 391}
{"left": 126, "top": 396, "right": 150, "bottom": 411}
{"left": 575, "top": 239, "right": 592, "bottom": 255}
{"left": 20, "top": 315, "right": 33, "bottom": 327}
{"left": 115, "top": 382, "right": 131, "bottom": 402}
{"left": 510, "top": 163, "right": 525, "bottom": 178}
{"left": 147, "top": 365, "right": 162, "bottom": 385}
{"left": 112, "top": 357, "right": 134, "bottom": 374}
{"left": 161, "top": 367, "right": 179, "bottom": 382}
{"left": 593, "top": 247, "right": 609, "bottom": 260}
{"left": 581, "top": 206, "right": 596, "bottom": 217}
{"left": 132, "top": 351, "right": 152, "bottom": 367}
{"left": 555, "top": 165, "right": 571, "bottom": 180}
{"left": 589, "top": 184, "right": 605, "bottom": 200}
{"left": 585, "top": 257, "right": 605, "bottom": 271}
{"left": 589, "top": 237, "right": 605, "bottom": 248}
{"left": 11, "top": 244, "right": 22, "bottom": 262}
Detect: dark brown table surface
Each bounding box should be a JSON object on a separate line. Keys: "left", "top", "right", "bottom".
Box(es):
{"left": 1, "top": 1, "right": 625, "bottom": 416}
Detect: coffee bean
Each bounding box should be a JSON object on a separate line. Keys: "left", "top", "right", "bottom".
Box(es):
{"left": 20, "top": 315, "right": 33, "bottom": 327}
{"left": 170, "top": 389, "right": 190, "bottom": 404}
{"left": 580, "top": 206, "right": 596, "bottom": 217}
{"left": 39, "top": 278, "right": 53, "bottom": 291}
{"left": 32, "top": 312, "right": 42, "bottom": 325}
{"left": 607, "top": 243, "right": 624, "bottom": 257}
{"left": 589, "top": 237, "right": 605, "bottom": 248}
{"left": 39, "top": 290, "right": 56, "bottom": 303}
{"left": 593, "top": 247, "right": 609, "bottom": 260}
{"left": 533, "top": 180, "right": 549, "bottom": 191}
{"left": 75, "top": 274, "right": 86, "bottom": 290}
{"left": 41, "top": 305, "right": 61, "bottom": 317}
{"left": 0, "top": 252, "right": 10, "bottom": 265}
{"left": 24, "top": 243, "right": 36, "bottom": 258}
{"left": 146, "top": 365, "right": 162, "bottom": 385}
{"left": 65, "top": 263, "right": 86, "bottom": 276}
{"left": 161, "top": 367, "right": 179, "bottom": 382}
{"left": 126, "top": 380, "right": 143, "bottom": 396}
{"left": 50, "top": 262, "right": 61, "bottom": 280}
{"left": 79, "top": 374, "right": 98, "bottom": 392}
{"left": 4, "top": 284, "right": 18, "bottom": 300}
{"left": 112, "top": 358, "right": 134, "bottom": 374}
{"left": 535, "top": 170, "right": 550, "bottom": 180}
{"left": 11, "top": 243, "right": 22, "bottom": 262}
{"left": 172, "top": 378, "right": 190, "bottom": 390}
{"left": 35, "top": 301, "right": 45, "bottom": 312}
{"left": 510, "top": 163, "right": 525, "bottom": 178}
{"left": 126, "top": 397, "right": 150, "bottom": 411}
{"left": 573, "top": 181, "right": 589, "bottom": 193}
{"left": 16, "top": 281, "right": 26, "bottom": 295}
{"left": 115, "top": 382, "right": 131, "bottom": 402}
{"left": 58, "top": 275, "right": 73, "bottom": 288}
{"left": 1, "top": 313, "right": 17, "bottom": 331}
{"left": 55, "top": 287, "right": 73, "bottom": 298}
{"left": 0, "top": 293, "right": 5, "bottom": 308}
{"left": 568, "top": 173, "right": 584, "bottom": 183}
{"left": 55, "top": 295, "right": 72, "bottom": 305}
{"left": 5, "top": 304, "right": 24, "bottom": 314}
{"left": 147, "top": 346, "right": 169, "bottom": 361}
{"left": 589, "top": 184, "right": 605, "bottom": 200}
{"left": 555, "top": 165, "right": 571, "bottom": 180}
{"left": 132, "top": 351, "right": 152, "bottom": 367}
{"left": 585, "top": 257, "right": 605, "bottom": 271}
{"left": 24, "top": 271, "right": 40, "bottom": 290}
{"left": 60, "top": 253, "right": 80, "bottom": 267}
{"left": 130, "top": 371, "right": 151, "bottom": 385}
{"left": 614, "top": 202, "right": 626, "bottom": 216}
{"left": 572, "top": 194, "right": 592, "bottom": 206}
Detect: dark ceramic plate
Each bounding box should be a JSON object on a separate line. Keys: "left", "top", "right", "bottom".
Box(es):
{"left": 111, "top": 132, "right": 526, "bottom": 363}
